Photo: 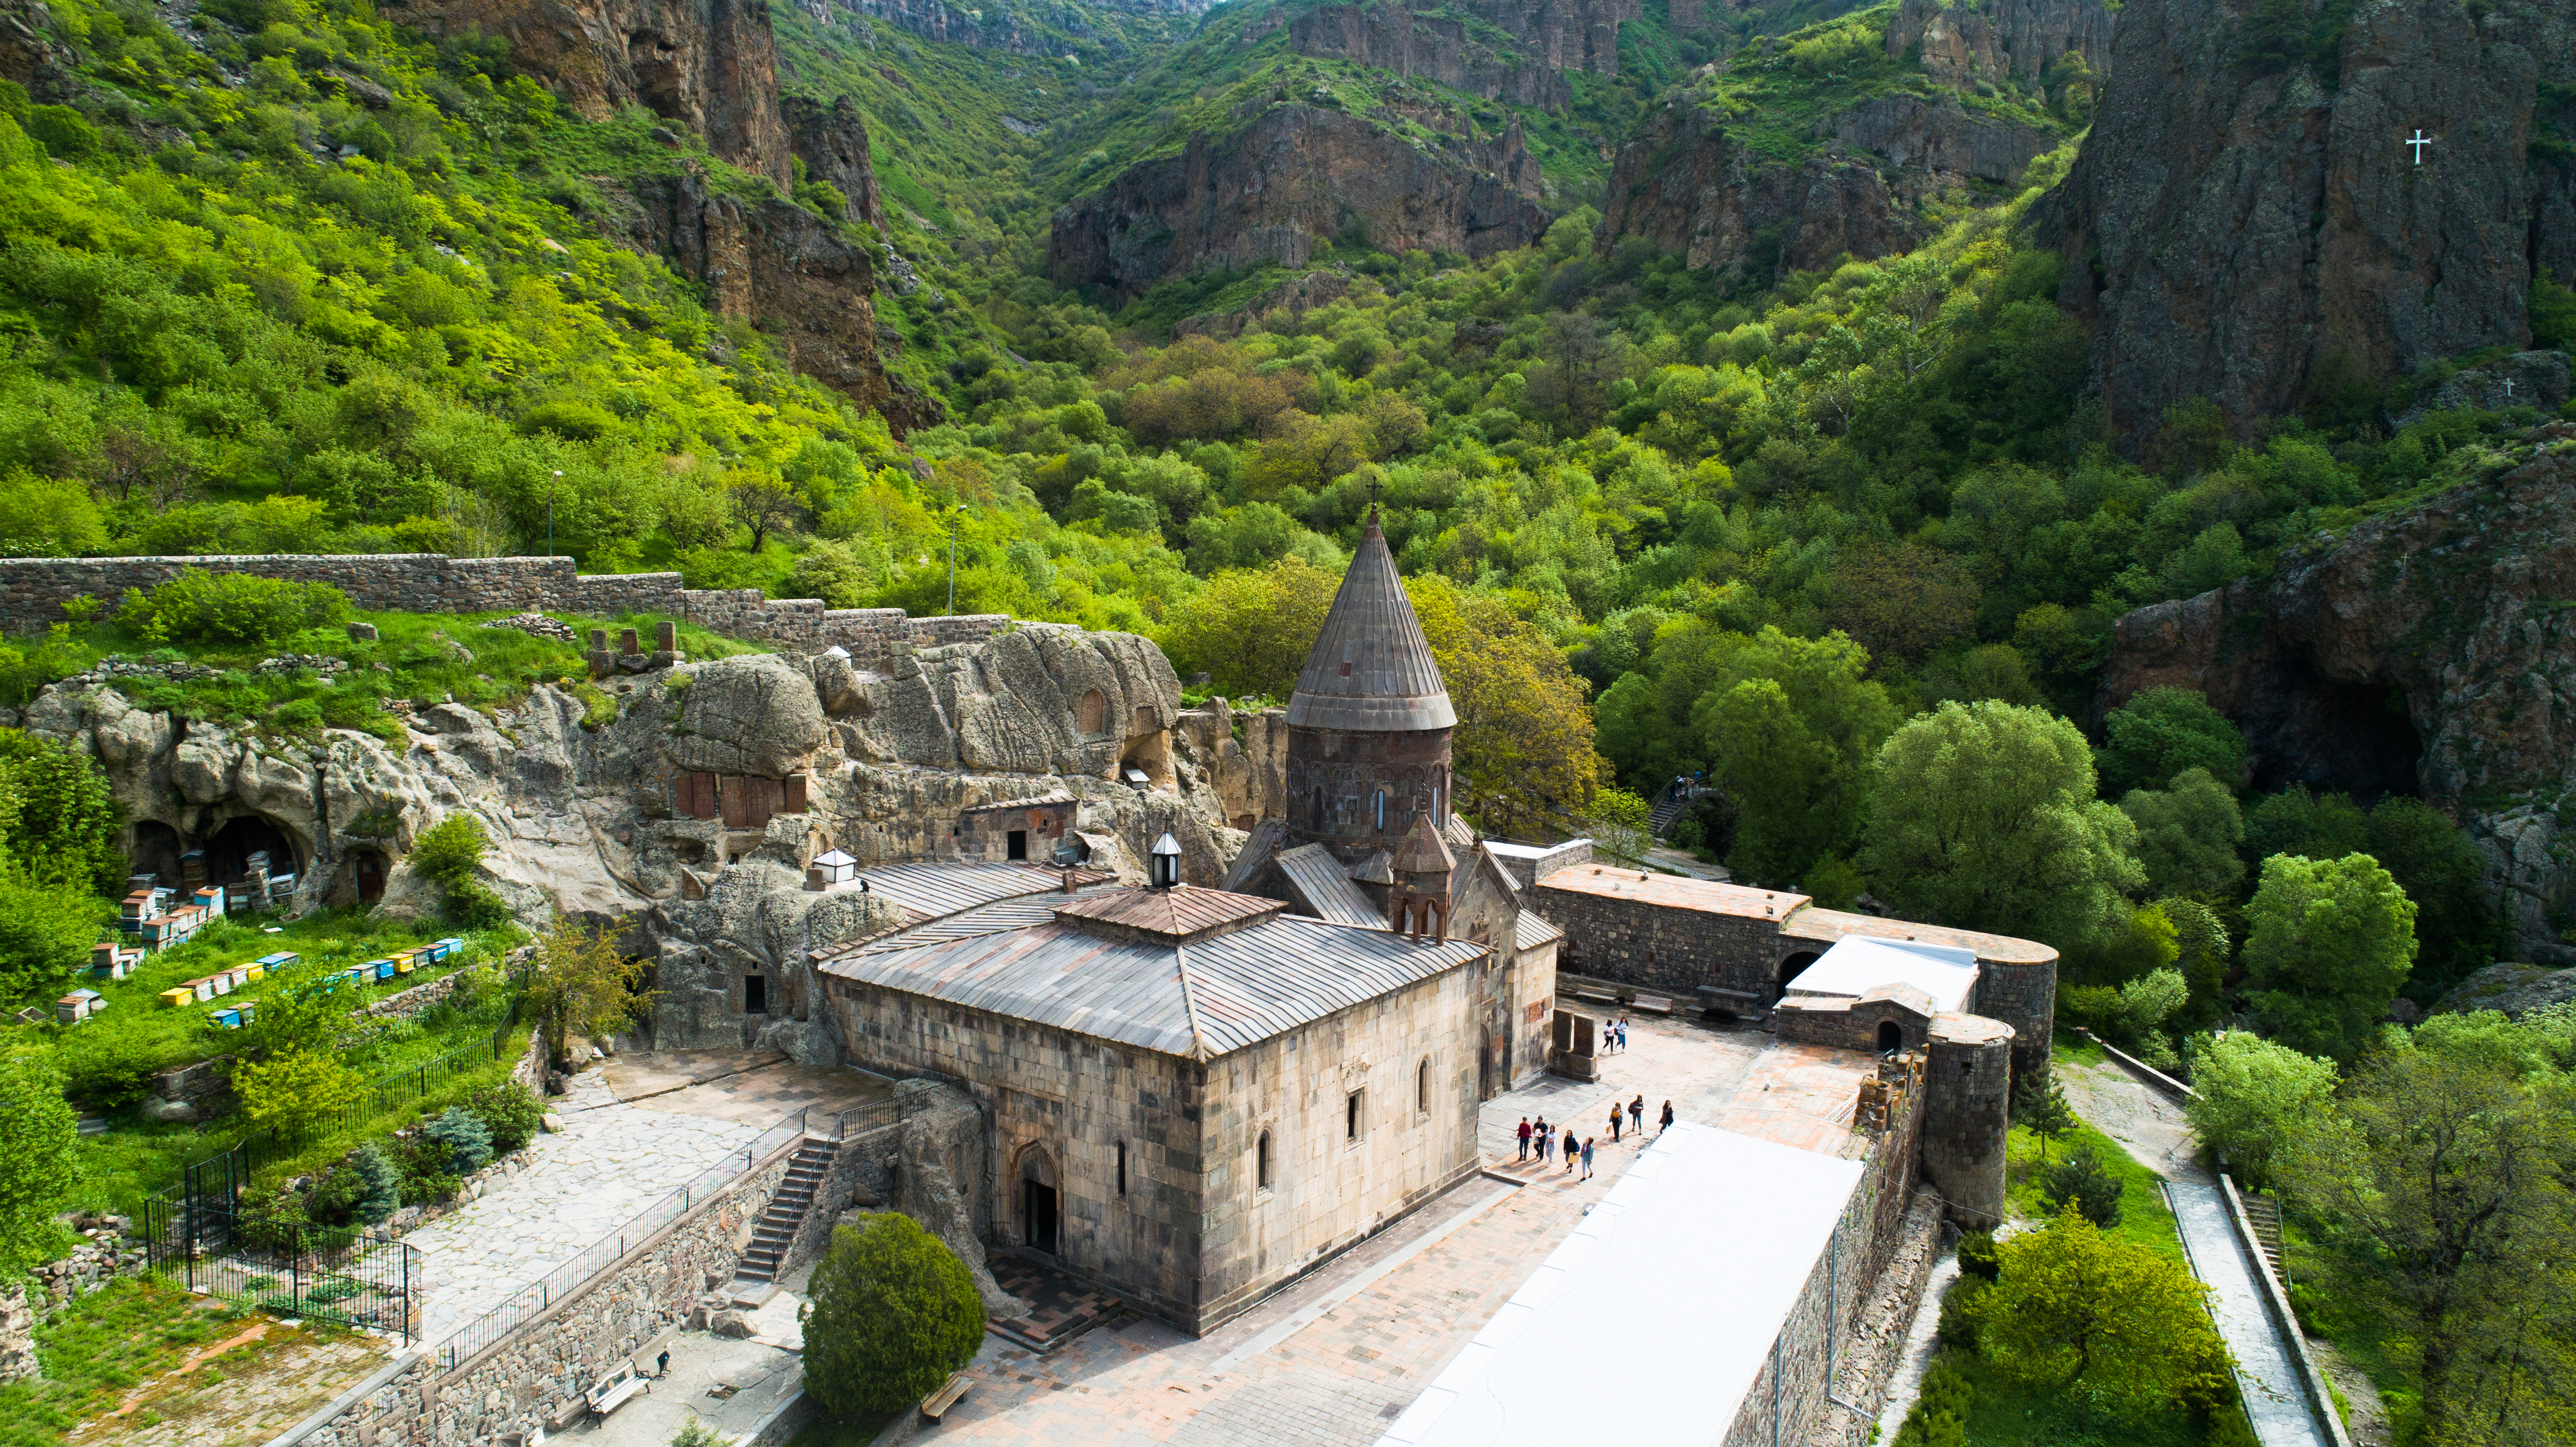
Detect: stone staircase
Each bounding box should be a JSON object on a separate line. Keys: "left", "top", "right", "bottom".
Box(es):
{"left": 735, "top": 1137, "right": 838, "bottom": 1285}
{"left": 1648, "top": 795, "right": 1690, "bottom": 839}
{"left": 2241, "top": 1190, "right": 2288, "bottom": 1290}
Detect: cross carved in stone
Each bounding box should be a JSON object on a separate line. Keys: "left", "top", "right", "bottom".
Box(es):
{"left": 2406, "top": 129, "right": 2436, "bottom": 164}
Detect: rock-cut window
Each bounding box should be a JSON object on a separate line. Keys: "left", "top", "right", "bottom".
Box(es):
{"left": 1077, "top": 689, "right": 1107, "bottom": 735}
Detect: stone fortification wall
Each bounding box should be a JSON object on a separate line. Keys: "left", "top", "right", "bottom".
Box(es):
{"left": 1721, "top": 1124, "right": 1909, "bottom": 1447}
{"left": 1532, "top": 877, "right": 1790, "bottom": 1003}
{"left": 1969, "top": 960, "right": 2056, "bottom": 1083}
{"left": 0, "top": 553, "right": 1009, "bottom": 661}
{"left": 1921, "top": 1019, "right": 2013, "bottom": 1228}
{"left": 300, "top": 1137, "right": 800, "bottom": 1447}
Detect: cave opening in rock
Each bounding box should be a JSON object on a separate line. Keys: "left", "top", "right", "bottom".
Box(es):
{"left": 204, "top": 815, "right": 298, "bottom": 886}
{"left": 2254, "top": 674, "right": 2426, "bottom": 804}
{"left": 130, "top": 820, "right": 183, "bottom": 888}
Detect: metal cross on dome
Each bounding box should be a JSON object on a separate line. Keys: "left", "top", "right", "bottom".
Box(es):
{"left": 2406, "top": 129, "right": 2436, "bottom": 164}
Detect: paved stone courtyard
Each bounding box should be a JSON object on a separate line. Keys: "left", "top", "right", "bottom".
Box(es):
{"left": 405, "top": 1054, "right": 883, "bottom": 1346}
{"left": 881, "top": 1005, "right": 1776, "bottom": 1447}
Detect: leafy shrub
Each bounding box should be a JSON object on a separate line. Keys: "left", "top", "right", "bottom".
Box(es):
{"left": 1891, "top": 1350, "right": 1973, "bottom": 1447}
{"left": 117, "top": 569, "right": 350, "bottom": 646}
{"left": 409, "top": 814, "right": 491, "bottom": 891}
{"left": 241, "top": 1184, "right": 309, "bottom": 1251}
{"left": 2056, "top": 983, "right": 2122, "bottom": 1038}
{"left": 2038, "top": 1145, "right": 2124, "bottom": 1229}
{"left": 235, "top": 1049, "right": 363, "bottom": 1139}
{"left": 305, "top": 1276, "right": 360, "bottom": 1305}
{"left": 0, "top": 870, "right": 107, "bottom": 997}
{"left": 1956, "top": 1231, "right": 2000, "bottom": 1283}
{"left": 347, "top": 1143, "right": 401, "bottom": 1224}
{"left": 801, "top": 1214, "right": 985, "bottom": 1419}
{"left": 463, "top": 1080, "right": 544, "bottom": 1154}
{"left": 1934, "top": 1274, "right": 1987, "bottom": 1350}
{"left": 58, "top": 1030, "right": 173, "bottom": 1109}
{"left": 422, "top": 1106, "right": 494, "bottom": 1176}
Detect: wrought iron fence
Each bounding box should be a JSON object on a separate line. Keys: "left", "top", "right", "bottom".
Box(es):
{"left": 431, "top": 1105, "right": 818, "bottom": 1369}
{"left": 137, "top": 1197, "right": 422, "bottom": 1342}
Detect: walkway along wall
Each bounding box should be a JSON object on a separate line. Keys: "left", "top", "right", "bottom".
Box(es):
{"left": 297, "top": 1133, "right": 802, "bottom": 1447}
{"left": 0, "top": 553, "right": 1011, "bottom": 664}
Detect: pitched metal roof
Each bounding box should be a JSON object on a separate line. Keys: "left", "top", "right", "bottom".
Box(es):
{"left": 1516, "top": 909, "right": 1565, "bottom": 951}
{"left": 833, "top": 860, "right": 1118, "bottom": 932}
{"left": 1444, "top": 814, "right": 1479, "bottom": 852}
{"left": 836, "top": 886, "right": 1127, "bottom": 957}
{"left": 1275, "top": 843, "right": 1386, "bottom": 929}
{"left": 818, "top": 913, "right": 1486, "bottom": 1059}
{"left": 1393, "top": 812, "right": 1456, "bottom": 876}
{"left": 1285, "top": 511, "right": 1456, "bottom": 732}
{"left": 1220, "top": 818, "right": 1287, "bottom": 892}
{"left": 1051, "top": 884, "right": 1285, "bottom": 941}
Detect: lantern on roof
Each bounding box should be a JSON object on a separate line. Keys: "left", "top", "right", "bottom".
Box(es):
{"left": 1149, "top": 832, "right": 1182, "bottom": 889}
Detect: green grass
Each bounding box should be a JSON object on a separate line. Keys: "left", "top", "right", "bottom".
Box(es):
{"left": 2008, "top": 1077, "right": 2188, "bottom": 1265}
{"left": 17, "top": 606, "right": 765, "bottom": 744}
{"left": 0, "top": 1278, "right": 249, "bottom": 1444}
{"left": 1947, "top": 1347, "right": 2214, "bottom": 1447}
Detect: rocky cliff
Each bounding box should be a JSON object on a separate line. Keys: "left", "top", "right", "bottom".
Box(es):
{"left": 2039, "top": 0, "right": 2572, "bottom": 444}
{"left": 7, "top": 622, "right": 1262, "bottom": 1055}
{"left": 379, "top": 0, "right": 793, "bottom": 185}
{"left": 794, "top": 0, "right": 1205, "bottom": 53}
{"left": 591, "top": 166, "right": 939, "bottom": 432}
{"left": 784, "top": 93, "right": 886, "bottom": 227}
{"left": 2099, "top": 420, "right": 2576, "bottom": 962}
{"left": 1599, "top": 0, "right": 2098, "bottom": 280}
{"left": 1285, "top": 0, "right": 1641, "bottom": 112}
{"left": 1049, "top": 104, "right": 1548, "bottom": 301}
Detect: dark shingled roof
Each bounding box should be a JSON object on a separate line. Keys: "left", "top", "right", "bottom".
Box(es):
{"left": 1286, "top": 510, "right": 1456, "bottom": 732}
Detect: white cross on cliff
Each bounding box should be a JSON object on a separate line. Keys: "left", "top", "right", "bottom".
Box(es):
{"left": 2407, "top": 130, "right": 2436, "bottom": 164}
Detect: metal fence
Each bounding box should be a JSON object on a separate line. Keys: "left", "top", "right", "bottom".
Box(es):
{"left": 431, "top": 1105, "right": 820, "bottom": 1369}
{"left": 137, "top": 1198, "right": 423, "bottom": 1342}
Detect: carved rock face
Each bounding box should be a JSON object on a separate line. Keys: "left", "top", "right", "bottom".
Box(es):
{"left": 671, "top": 653, "right": 831, "bottom": 779}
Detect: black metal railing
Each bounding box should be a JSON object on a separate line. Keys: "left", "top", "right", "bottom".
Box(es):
{"left": 136, "top": 1199, "right": 422, "bottom": 1342}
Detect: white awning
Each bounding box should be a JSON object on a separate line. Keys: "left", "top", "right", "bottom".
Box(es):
{"left": 1783, "top": 934, "right": 1980, "bottom": 1013}
{"left": 1379, "top": 1122, "right": 1864, "bottom": 1447}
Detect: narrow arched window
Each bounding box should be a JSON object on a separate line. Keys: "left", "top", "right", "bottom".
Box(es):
{"left": 1374, "top": 789, "right": 1387, "bottom": 830}
{"left": 1116, "top": 1139, "right": 1129, "bottom": 1195}
{"left": 1257, "top": 1130, "right": 1272, "bottom": 1188}
{"left": 1313, "top": 785, "right": 1325, "bottom": 830}
{"left": 1417, "top": 1058, "right": 1430, "bottom": 1115}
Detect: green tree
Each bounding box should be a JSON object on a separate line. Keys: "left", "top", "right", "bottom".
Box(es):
{"left": 2359, "top": 796, "right": 2505, "bottom": 999}
{"left": 783, "top": 539, "right": 876, "bottom": 608}
{"left": 527, "top": 915, "right": 651, "bottom": 1066}
{"left": 800, "top": 1214, "right": 985, "bottom": 1420}
{"left": 1152, "top": 556, "right": 1338, "bottom": 699}
{"left": 0, "top": 1047, "right": 77, "bottom": 1277}
{"left": 244, "top": 977, "right": 356, "bottom": 1059}
{"left": 0, "top": 729, "right": 123, "bottom": 890}
{"left": 0, "top": 869, "right": 107, "bottom": 997}
{"left": 235, "top": 1050, "right": 363, "bottom": 1139}
{"left": 2118, "top": 767, "right": 2245, "bottom": 902}
{"left": 2160, "top": 896, "right": 2232, "bottom": 1031}
{"left": 2095, "top": 687, "right": 2246, "bottom": 796}
{"left": 2186, "top": 1032, "right": 2337, "bottom": 1187}
{"left": 1690, "top": 627, "right": 1896, "bottom": 888}
{"left": 1410, "top": 577, "right": 1607, "bottom": 832}
{"left": 424, "top": 1105, "right": 495, "bottom": 1175}
{"left": 2039, "top": 1145, "right": 2124, "bottom": 1228}
{"left": 1980, "top": 1210, "right": 2228, "bottom": 1404}
{"left": 2012, "top": 1068, "right": 2076, "bottom": 1161}
{"left": 1583, "top": 787, "right": 1653, "bottom": 865}
{"left": 1860, "top": 701, "right": 2144, "bottom": 952}
{"left": 2282, "top": 1044, "right": 2576, "bottom": 1439}
{"left": 2242, "top": 853, "right": 2417, "bottom": 1062}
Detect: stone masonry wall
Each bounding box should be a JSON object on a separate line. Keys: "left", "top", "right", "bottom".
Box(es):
{"left": 822, "top": 980, "right": 1211, "bottom": 1329}
{"left": 1968, "top": 961, "right": 2056, "bottom": 1083}
{"left": 301, "top": 1138, "right": 800, "bottom": 1447}
{"left": 1196, "top": 967, "right": 1485, "bottom": 1330}
{"left": 0, "top": 553, "right": 1010, "bottom": 661}
{"left": 1532, "top": 881, "right": 1789, "bottom": 1003}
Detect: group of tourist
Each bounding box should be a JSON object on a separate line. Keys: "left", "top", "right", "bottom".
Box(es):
{"left": 1513, "top": 1095, "right": 1676, "bottom": 1182}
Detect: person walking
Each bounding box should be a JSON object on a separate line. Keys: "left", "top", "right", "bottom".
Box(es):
{"left": 1608, "top": 1103, "right": 1622, "bottom": 1143}
{"left": 1580, "top": 1137, "right": 1595, "bottom": 1181}
{"left": 1516, "top": 1116, "right": 1533, "bottom": 1161}
{"left": 1535, "top": 1115, "right": 1550, "bottom": 1161}
{"left": 1659, "top": 1099, "right": 1675, "bottom": 1135}
{"left": 1629, "top": 1095, "right": 1644, "bottom": 1135}
{"left": 1618, "top": 1018, "right": 1630, "bottom": 1052}
{"left": 1562, "top": 1127, "right": 1578, "bottom": 1171}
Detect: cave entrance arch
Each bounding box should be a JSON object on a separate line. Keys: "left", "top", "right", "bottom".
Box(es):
{"left": 131, "top": 821, "right": 183, "bottom": 888}
{"left": 1017, "top": 1144, "right": 1060, "bottom": 1257}
{"left": 351, "top": 848, "right": 388, "bottom": 904}
{"left": 205, "top": 815, "right": 297, "bottom": 886}
{"left": 1878, "top": 1021, "right": 1904, "bottom": 1054}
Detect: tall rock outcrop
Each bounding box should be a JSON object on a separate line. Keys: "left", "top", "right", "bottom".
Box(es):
{"left": 1048, "top": 104, "right": 1548, "bottom": 301}
{"left": 2039, "top": 0, "right": 2571, "bottom": 444}
{"left": 1286, "top": 0, "right": 1642, "bottom": 111}
{"left": 378, "top": 0, "right": 792, "bottom": 185}
{"left": 783, "top": 93, "right": 886, "bottom": 227}
{"left": 592, "top": 167, "right": 941, "bottom": 432}
{"left": 1599, "top": 0, "right": 2099, "bottom": 280}
{"left": 2098, "top": 420, "right": 2576, "bottom": 962}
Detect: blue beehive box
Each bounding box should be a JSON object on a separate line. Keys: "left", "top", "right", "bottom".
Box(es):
{"left": 431, "top": 937, "right": 465, "bottom": 961}
{"left": 255, "top": 951, "right": 299, "bottom": 972}
{"left": 210, "top": 1007, "right": 242, "bottom": 1029}
{"left": 369, "top": 959, "right": 396, "bottom": 981}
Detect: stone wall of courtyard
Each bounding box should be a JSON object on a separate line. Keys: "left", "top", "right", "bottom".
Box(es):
{"left": 0, "top": 553, "right": 1010, "bottom": 662}
{"left": 298, "top": 1135, "right": 800, "bottom": 1447}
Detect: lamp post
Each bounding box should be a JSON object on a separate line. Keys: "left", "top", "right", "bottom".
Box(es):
{"left": 548, "top": 470, "right": 561, "bottom": 559}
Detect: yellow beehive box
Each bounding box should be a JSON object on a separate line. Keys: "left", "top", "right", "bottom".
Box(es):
{"left": 242, "top": 963, "right": 264, "bottom": 981}
{"left": 159, "top": 987, "right": 194, "bottom": 1009}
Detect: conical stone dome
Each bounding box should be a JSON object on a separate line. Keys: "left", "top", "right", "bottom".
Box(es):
{"left": 1286, "top": 511, "right": 1456, "bottom": 732}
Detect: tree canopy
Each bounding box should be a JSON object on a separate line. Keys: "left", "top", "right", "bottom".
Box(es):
{"left": 2093, "top": 687, "right": 2247, "bottom": 796}
{"left": 2241, "top": 852, "right": 2418, "bottom": 1062}
{"left": 801, "top": 1213, "right": 987, "bottom": 1420}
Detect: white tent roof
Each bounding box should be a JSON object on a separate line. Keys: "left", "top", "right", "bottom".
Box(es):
{"left": 812, "top": 849, "right": 857, "bottom": 867}
{"left": 1783, "top": 934, "right": 1979, "bottom": 1013}
{"left": 1378, "top": 1122, "right": 1864, "bottom": 1447}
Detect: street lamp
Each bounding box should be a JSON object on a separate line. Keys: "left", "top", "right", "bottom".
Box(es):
{"left": 548, "top": 470, "right": 562, "bottom": 559}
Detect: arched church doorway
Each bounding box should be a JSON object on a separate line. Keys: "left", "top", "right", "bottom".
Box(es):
{"left": 1775, "top": 951, "right": 1820, "bottom": 1002}
{"left": 130, "top": 820, "right": 183, "bottom": 887}
{"left": 351, "top": 849, "right": 388, "bottom": 904}
{"left": 205, "top": 815, "right": 297, "bottom": 886}
{"left": 1017, "top": 1145, "right": 1060, "bottom": 1257}
{"left": 1877, "top": 1021, "right": 1904, "bottom": 1054}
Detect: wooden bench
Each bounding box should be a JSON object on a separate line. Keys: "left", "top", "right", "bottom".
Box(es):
{"left": 1571, "top": 987, "right": 1619, "bottom": 1006}
{"left": 585, "top": 1362, "right": 649, "bottom": 1419}
{"left": 922, "top": 1370, "right": 973, "bottom": 1422}
{"left": 1630, "top": 994, "right": 1675, "bottom": 1016}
